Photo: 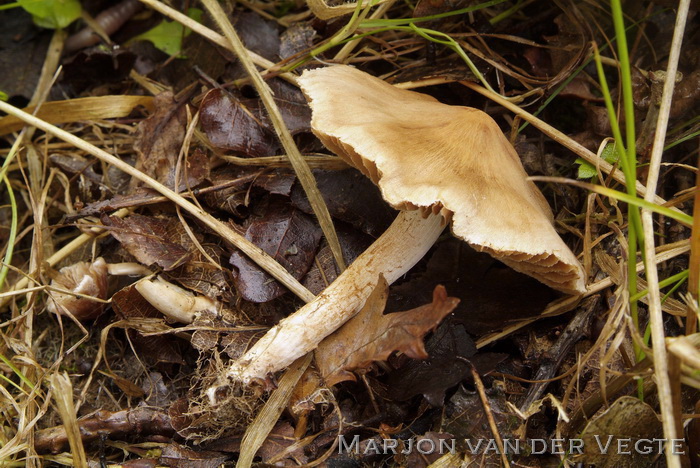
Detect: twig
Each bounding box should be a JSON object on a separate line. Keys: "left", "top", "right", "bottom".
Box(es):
{"left": 470, "top": 365, "right": 510, "bottom": 468}
{"left": 520, "top": 296, "right": 600, "bottom": 411}
{"left": 640, "top": 0, "right": 691, "bottom": 466}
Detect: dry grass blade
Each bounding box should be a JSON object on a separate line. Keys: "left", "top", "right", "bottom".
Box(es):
{"left": 0, "top": 96, "right": 155, "bottom": 136}
{"left": 307, "top": 0, "right": 392, "bottom": 20}
{"left": 0, "top": 101, "right": 315, "bottom": 303}
{"left": 639, "top": 0, "right": 692, "bottom": 465}
{"left": 237, "top": 354, "right": 312, "bottom": 468}
{"left": 49, "top": 373, "right": 88, "bottom": 468}
{"left": 688, "top": 159, "right": 700, "bottom": 334}
{"left": 200, "top": 0, "right": 347, "bottom": 272}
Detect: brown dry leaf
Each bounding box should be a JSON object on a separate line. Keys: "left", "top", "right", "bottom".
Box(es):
{"left": 159, "top": 443, "right": 228, "bottom": 468}
{"left": 229, "top": 200, "right": 322, "bottom": 303}
{"left": 200, "top": 88, "right": 278, "bottom": 158}
{"left": 316, "top": 276, "right": 459, "bottom": 387}
{"left": 103, "top": 214, "right": 196, "bottom": 271}
{"left": 290, "top": 169, "right": 396, "bottom": 238}
{"left": 132, "top": 91, "right": 189, "bottom": 189}
{"left": 302, "top": 224, "right": 372, "bottom": 295}
{"left": 165, "top": 243, "right": 233, "bottom": 302}
{"left": 575, "top": 396, "right": 663, "bottom": 467}
{"left": 279, "top": 23, "right": 316, "bottom": 60}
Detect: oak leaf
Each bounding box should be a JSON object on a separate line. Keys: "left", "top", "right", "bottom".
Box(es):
{"left": 316, "top": 276, "right": 459, "bottom": 387}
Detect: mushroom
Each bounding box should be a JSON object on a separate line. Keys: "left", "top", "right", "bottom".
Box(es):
{"left": 225, "top": 65, "right": 586, "bottom": 385}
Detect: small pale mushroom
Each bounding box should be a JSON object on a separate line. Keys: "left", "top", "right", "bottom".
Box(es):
{"left": 225, "top": 65, "right": 586, "bottom": 385}
{"left": 47, "top": 258, "right": 109, "bottom": 321}
{"left": 135, "top": 277, "right": 218, "bottom": 323}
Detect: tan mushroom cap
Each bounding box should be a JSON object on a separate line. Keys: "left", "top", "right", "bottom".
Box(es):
{"left": 298, "top": 65, "right": 586, "bottom": 294}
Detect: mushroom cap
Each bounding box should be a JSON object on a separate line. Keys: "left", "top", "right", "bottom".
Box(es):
{"left": 298, "top": 65, "right": 586, "bottom": 294}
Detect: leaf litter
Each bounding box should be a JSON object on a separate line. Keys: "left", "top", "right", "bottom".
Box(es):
{"left": 0, "top": 0, "right": 697, "bottom": 466}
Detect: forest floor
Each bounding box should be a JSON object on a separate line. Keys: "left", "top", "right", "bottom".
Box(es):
{"left": 0, "top": 0, "right": 699, "bottom": 466}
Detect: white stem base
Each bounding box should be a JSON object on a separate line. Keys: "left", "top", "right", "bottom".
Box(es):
{"left": 228, "top": 210, "right": 445, "bottom": 384}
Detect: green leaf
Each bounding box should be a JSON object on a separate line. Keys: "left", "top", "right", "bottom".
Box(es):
{"left": 0, "top": 91, "right": 8, "bottom": 102}
{"left": 575, "top": 158, "right": 598, "bottom": 179}
{"left": 575, "top": 141, "right": 621, "bottom": 179}
{"left": 18, "top": 0, "right": 81, "bottom": 29}
{"left": 130, "top": 8, "right": 203, "bottom": 56}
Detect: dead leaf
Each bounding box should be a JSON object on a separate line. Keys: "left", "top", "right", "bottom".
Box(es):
{"left": 203, "top": 422, "right": 308, "bottom": 465}
{"left": 165, "top": 243, "right": 233, "bottom": 302}
{"left": 202, "top": 167, "right": 296, "bottom": 218}
{"left": 159, "top": 443, "right": 228, "bottom": 468}
{"left": 443, "top": 385, "right": 519, "bottom": 467}
{"left": 200, "top": 88, "right": 279, "bottom": 158}
{"left": 387, "top": 319, "right": 505, "bottom": 406}
{"left": 302, "top": 224, "right": 373, "bottom": 295}
{"left": 576, "top": 396, "right": 663, "bottom": 467}
{"left": 316, "top": 276, "right": 459, "bottom": 387}
{"left": 132, "top": 91, "right": 191, "bottom": 189}
{"left": 291, "top": 169, "right": 396, "bottom": 237}
{"left": 229, "top": 199, "right": 322, "bottom": 302}
{"left": 280, "top": 23, "right": 317, "bottom": 60}
{"left": 233, "top": 11, "right": 280, "bottom": 62}
{"left": 267, "top": 79, "right": 312, "bottom": 136}
{"left": 103, "top": 214, "right": 196, "bottom": 271}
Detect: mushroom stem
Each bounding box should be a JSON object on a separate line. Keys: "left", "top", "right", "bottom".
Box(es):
{"left": 228, "top": 210, "right": 445, "bottom": 384}
{"left": 135, "top": 277, "right": 218, "bottom": 324}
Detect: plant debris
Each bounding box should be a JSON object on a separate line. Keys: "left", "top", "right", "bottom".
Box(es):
{"left": 0, "top": 0, "right": 698, "bottom": 466}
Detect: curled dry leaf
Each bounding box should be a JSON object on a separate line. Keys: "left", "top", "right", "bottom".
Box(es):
{"left": 575, "top": 396, "right": 663, "bottom": 467}
{"left": 315, "top": 276, "right": 459, "bottom": 387}
{"left": 103, "top": 214, "right": 196, "bottom": 271}
{"left": 46, "top": 257, "right": 109, "bottom": 321}
{"left": 132, "top": 91, "right": 189, "bottom": 190}
{"left": 200, "top": 88, "right": 278, "bottom": 158}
